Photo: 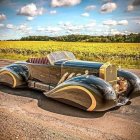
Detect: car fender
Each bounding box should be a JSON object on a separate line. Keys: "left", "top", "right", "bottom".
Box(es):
{"left": 44, "top": 75, "right": 117, "bottom": 111}
{"left": 0, "top": 64, "right": 29, "bottom": 88}
{"left": 117, "top": 69, "right": 140, "bottom": 99}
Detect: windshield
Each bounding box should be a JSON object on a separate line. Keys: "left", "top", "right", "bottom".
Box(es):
{"left": 47, "top": 51, "right": 76, "bottom": 65}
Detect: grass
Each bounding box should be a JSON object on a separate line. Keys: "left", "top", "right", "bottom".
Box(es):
{"left": 0, "top": 41, "right": 140, "bottom": 69}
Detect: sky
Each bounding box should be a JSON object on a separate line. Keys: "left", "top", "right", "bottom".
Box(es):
{"left": 0, "top": 0, "right": 140, "bottom": 40}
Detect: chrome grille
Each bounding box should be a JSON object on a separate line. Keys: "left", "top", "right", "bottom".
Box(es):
{"left": 99, "top": 63, "right": 117, "bottom": 85}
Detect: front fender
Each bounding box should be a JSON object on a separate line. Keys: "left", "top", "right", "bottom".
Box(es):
{"left": 44, "top": 75, "right": 117, "bottom": 111}
{"left": 118, "top": 70, "right": 140, "bottom": 99}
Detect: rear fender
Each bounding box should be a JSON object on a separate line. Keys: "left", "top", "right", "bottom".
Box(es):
{"left": 0, "top": 64, "right": 29, "bottom": 88}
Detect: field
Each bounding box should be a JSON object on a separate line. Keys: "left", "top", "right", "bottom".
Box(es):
{"left": 0, "top": 41, "right": 140, "bottom": 69}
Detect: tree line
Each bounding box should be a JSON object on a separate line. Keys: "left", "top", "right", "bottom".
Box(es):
{"left": 12, "top": 33, "right": 140, "bottom": 42}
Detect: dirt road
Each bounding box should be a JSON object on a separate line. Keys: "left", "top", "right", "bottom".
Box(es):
{"left": 0, "top": 59, "right": 140, "bottom": 140}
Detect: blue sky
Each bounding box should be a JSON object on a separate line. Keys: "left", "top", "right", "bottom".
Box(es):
{"left": 0, "top": 0, "right": 140, "bottom": 40}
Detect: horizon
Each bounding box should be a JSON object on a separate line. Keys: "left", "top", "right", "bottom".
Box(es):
{"left": 0, "top": 0, "right": 140, "bottom": 40}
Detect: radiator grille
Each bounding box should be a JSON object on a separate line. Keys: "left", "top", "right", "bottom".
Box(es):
{"left": 99, "top": 63, "right": 117, "bottom": 85}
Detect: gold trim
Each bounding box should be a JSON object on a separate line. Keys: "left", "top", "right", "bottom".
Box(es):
{"left": 99, "top": 62, "right": 111, "bottom": 80}
{"left": 109, "top": 80, "right": 118, "bottom": 83}
{"left": 99, "top": 62, "right": 117, "bottom": 83}
{"left": 52, "top": 85, "right": 96, "bottom": 111}
{"left": 0, "top": 71, "right": 16, "bottom": 88}
{"left": 57, "top": 72, "right": 69, "bottom": 85}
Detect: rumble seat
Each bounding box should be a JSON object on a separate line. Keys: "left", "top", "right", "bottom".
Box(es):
{"left": 26, "top": 57, "right": 50, "bottom": 64}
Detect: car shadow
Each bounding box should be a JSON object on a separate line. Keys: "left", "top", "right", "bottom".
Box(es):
{"left": 0, "top": 85, "right": 108, "bottom": 118}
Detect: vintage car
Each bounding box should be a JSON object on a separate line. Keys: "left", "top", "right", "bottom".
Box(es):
{"left": 0, "top": 51, "right": 140, "bottom": 111}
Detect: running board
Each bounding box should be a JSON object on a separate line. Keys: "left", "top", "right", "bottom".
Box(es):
{"left": 28, "top": 80, "right": 54, "bottom": 91}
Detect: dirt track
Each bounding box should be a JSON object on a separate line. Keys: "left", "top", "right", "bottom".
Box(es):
{"left": 0, "top": 59, "right": 140, "bottom": 140}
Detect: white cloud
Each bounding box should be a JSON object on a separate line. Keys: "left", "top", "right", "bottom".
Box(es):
{"left": 85, "top": 20, "right": 96, "bottom": 29}
{"left": 46, "top": 26, "right": 62, "bottom": 34}
{"left": 59, "top": 21, "right": 97, "bottom": 34}
{"left": 51, "top": 0, "right": 81, "bottom": 7}
{"left": 103, "top": 20, "right": 117, "bottom": 26}
{"left": 6, "top": 24, "right": 14, "bottom": 29}
{"left": 85, "top": 5, "right": 96, "bottom": 11}
{"left": 17, "top": 3, "right": 45, "bottom": 17}
{"left": 68, "top": 25, "right": 83, "bottom": 32}
{"left": 111, "top": 29, "right": 121, "bottom": 35}
{"left": 58, "top": 21, "right": 72, "bottom": 27}
{"left": 27, "top": 17, "right": 34, "bottom": 21}
{"left": 37, "top": 27, "right": 46, "bottom": 31}
{"left": 136, "top": 20, "right": 140, "bottom": 24}
{"left": 127, "top": 5, "right": 134, "bottom": 11}
{"left": 124, "top": 31, "right": 131, "bottom": 35}
{"left": 17, "top": 24, "right": 32, "bottom": 33}
{"left": 0, "top": 13, "right": 6, "bottom": 21}
{"left": 103, "top": 20, "right": 128, "bottom": 26}
{"left": 81, "top": 12, "right": 90, "bottom": 17}
{"left": 118, "top": 20, "right": 128, "bottom": 25}
{"left": 36, "top": 26, "right": 62, "bottom": 35}
{"left": 50, "top": 10, "right": 57, "bottom": 14}
{"left": 0, "top": 24, "right": 4, "bottom": 28}
{"left": 110, "top": 29, "right": 132, "bottom": 35}
{"left": 101, "top": 2, "right": 117, "bottom": 13}
{"left": 59, "top": 22, "right": 83, "bottom": 33}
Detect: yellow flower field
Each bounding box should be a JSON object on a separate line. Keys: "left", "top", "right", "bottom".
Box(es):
{"left": 0, "top": 41, "right": 140, "bottom": 69}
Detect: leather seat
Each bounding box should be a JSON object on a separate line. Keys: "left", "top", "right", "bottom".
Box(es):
{"left": 27, "top": 57, "right": 49, "bottom": 64}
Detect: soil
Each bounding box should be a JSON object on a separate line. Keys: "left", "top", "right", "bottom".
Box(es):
{"left": 0, "top": 59, "right": 140, "bottom": 140}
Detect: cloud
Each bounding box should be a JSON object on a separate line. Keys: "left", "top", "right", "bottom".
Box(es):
{"left": 127, "top": 5, "right": 134, "bottom": 11}
{"left": 111, "top": 29, "right": 121, "bottom": 35}
{"left": 37, "top": 27, "right": 46, "bottom": 31}
{"left": 85, "top": 20, "right": 96, "bottom": 29}
{"left": 85, "top": 5, "right": 96, "bottom": 11}
{"left": 27, "top": 17, "right": 34, "bottom": 21}
{"left": 50, "top": 10, "right": 57, "bottom": 14}
{"left": 17, "top": 24, "right": 32, "bottom": 33}
{"left": 103, "top": 20, "right": 117, "bottom": 26}
{"left": 81, "top": 12, "right": 90, "bottom": 17}
{"left": 135, "top": 20, "right": 140, "bottom": 24}
{"left": 0, "top": 24, "right": 4, "bottom": 28}
{"left": 110, "top": 29, "right": 133, "bottom": 35}
{"left": 51, "top": 0, "right": 81, "bottom": 7}
{"left": 101, "top": 2, "right": 117, "bottom": 13}
{"left": 36, "top": 26, "right": 62, "bottom": 34}
{"left": 6, "top": 24, "right": 14, "bottom": 29}
{"left": 17, "top": 3, "right": 45, "bottom": 17}
{"left": 59, "top": 22, "right": 83, "bottom": 33}
{"left": 103, "top": 20, "right": 128, "bottom": 26}
{"left": 0, "top": 13, "right": 6, "bottom": 21}
{"left": 58, "top": 21, "right": 97, "bottom": 34}
{"left": 46, "top": 26, "right": 62, "bottom": 34}
{"left": 118, "top": 20, "right": 128, "bottom": 25}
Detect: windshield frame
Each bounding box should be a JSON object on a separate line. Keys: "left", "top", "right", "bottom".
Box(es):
{"left": 47, "top": 51, "right": 76, "bottom": 65}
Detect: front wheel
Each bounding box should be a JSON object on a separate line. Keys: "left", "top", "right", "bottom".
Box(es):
{"left": 117, "top": 70, "right": 140, "bottom": 101}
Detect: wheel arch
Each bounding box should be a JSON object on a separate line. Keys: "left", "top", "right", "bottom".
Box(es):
{"left": 117, "top": 69, "right": 140, "bottom": 99}
{"left": 44, "top": 75, "right": 117, "bottom": 111}
{"left": 0, "top": 64, "right": 29, "bottom": 88}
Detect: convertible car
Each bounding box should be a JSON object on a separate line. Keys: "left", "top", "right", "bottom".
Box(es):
{"left": 0, "top": 51, "right": 140, "bottom": 111}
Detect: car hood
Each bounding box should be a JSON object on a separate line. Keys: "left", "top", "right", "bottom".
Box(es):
{"left": 55, "top": 60, "right": 103, "bottom": 70}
